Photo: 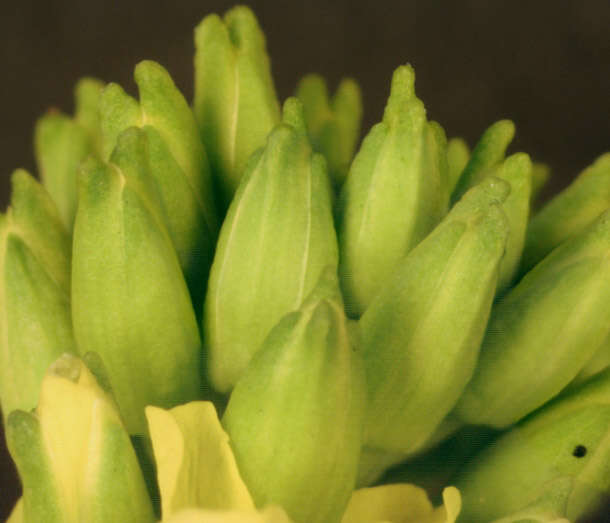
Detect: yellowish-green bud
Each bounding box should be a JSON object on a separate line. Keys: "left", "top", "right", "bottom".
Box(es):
{"left": 520, "top": 153, "right": 610, "bottom": 273}
{"left": 530, "top": 161, "right": 551, "bottom": 207}
{"left": 194, "top": 5, "right": 281, "bottom": 206}
{"left": 100, "top": 60, "right": 218, "bottom": 313}
{"left": 446, "top": 136, "right": 470, "bottom": 195}
{"left": 34, "top": 78, "right": 103, "bottom": 230}
{"left": 360, "top": 177, "right": 509, "bottom": 454}
{"left": 338, "top": 64, "right": 449, "bottom": 317}
{"left": 6, "top": 353, "right": 155, "bottom": 523}
{"left": 456, "top": 207, "right": 610, "bottom": 428}
{"left": 490, "top": 152, "right": 533, "bottom": 293}
{"left": 146, "top": 401, "right": 254, "bottom": 519}
{"left": 74, "top": 77, "right": 105, "bottom": 152}
{"left": 0, "top": 169, "right": 75, "bottom": 422}
{"left": 204, "top": 98, "right": 338, "bottom": 393}
{"left": 72, "top": 127, "right": 202, "bottom": 435}
{"left": 451, "top": 119, "right": 515, "bottom": 203}
{"left": 341, "top": 485, "right": 461, "bottom": 523}
{"left": 222, "top": 269, "right": 366, "bottom": 523}
{"left": 295, "top": 74, "right": 363, "bottom": 187}
{"left": 455, "top": 369, "right": 610, "bottom": 523}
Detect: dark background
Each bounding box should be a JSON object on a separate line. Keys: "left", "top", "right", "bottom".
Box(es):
{"left": 1, "top": 1, "right": 609, "bottom": 519}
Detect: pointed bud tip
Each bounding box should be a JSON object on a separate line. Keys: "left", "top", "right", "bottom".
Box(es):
{"left": 389, "top": 64, "right": 416, "bottom": 100}
{"left": 281, "top": 98, "right": 307, "bottom": 135}
{"left": 48, "top": 353, "right": 83, "bottom": 383}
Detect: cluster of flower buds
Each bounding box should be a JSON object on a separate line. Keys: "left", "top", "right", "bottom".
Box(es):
{"left": 1, "top": 5, "right": 610, "bottom": 523}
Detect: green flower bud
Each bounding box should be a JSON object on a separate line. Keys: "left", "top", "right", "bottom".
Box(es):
{"left": 491, "top": 152, "right": 533, "bottom": 293}
{"left": 295, "top": 74, "right": 363, "bottom": 187}
{"left": 455, "top": 369, "right": 610, "bottom": 523}
{"left": 194, "top": 5, "right": 281, "bottom": 206}
{"left": 360, "top": 177, "right": 509, "bottom": 454}
{"left": 574, "top": 334, "right": 610, "bottom": 386}
{"left": 100, "top": 60, "right": 218, "bottom": 313}
{"left": 34, "top": 78, "right": 104, "bottom": 230}
{"left": 446, "top": 137, "right": 470, "bottom": 196}
{"left": 0, "top": 169, "right": 75, "bottom": 421}
{"left": 530, "top": 161, "right": 551, "bottom": 207}
{"left": 451, "top": 119, "right": 515, "bottom": 203}
{"left": 204, "top": 99, "right": 338, "bottom": 393}
{"left": 146, "top": 401, "right": 254, "bottom": 519}
{"left": 222, "top": 269, "right": 366, "bottom": 523}
{"left": 520, "top": 153, "right": 610, "bottom": 274}
{"left": 74, "top": 77, "right": 105, "bottom": 152}
{"left": 337, "top": 65, "right": 449, "bottom": 317}
{"left": 456, "top": 207, "right": 610, "bottom": 428}
{"left": 341, "top": 485, "right": 461, "bottom": 523}
{"left": 72, "top": 127, "right": 202, "bottom": 435}
{"left": 6, "top": 353, "right": 155, "bottom": 523}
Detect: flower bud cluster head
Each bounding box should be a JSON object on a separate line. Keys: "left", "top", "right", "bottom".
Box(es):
{"left": 2, "top": 4, "right": 610, "bottom": 523}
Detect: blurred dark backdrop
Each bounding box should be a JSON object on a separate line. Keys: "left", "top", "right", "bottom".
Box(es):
{"left": 1, "top": 0, "right": 609, "bottom": 519}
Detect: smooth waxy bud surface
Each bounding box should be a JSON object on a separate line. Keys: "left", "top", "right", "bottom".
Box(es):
{"left": 6, "top": 353, "right": 155, "bottom": 523}
{"left": 194, "top": 5, "right": 280, "bottom": 206}
{"left": 456, "top": 207, "right": 610, "bottom": 428}
{"left": 222, "top": 269, "right": 366, "bottom": 523}
{"left": 455, "top": 370, "right": 610, "bottom": 523}
{"left": 204, "top": 99, "right": 338, "bottom": 393}
{"left": 72, "top": 128, "right": 202, "bottom": 435}
{"left": 0, "top": 170, "right": 75, "bottom": 421}
{"left": 100, "top": 60, "right": 217, "bottom": 312}
{"left": 359, "top": 177, "right": 509, "bottom": 455}
{"left": 338, "top": 65, "right": 448, "bottom": 317}
{"left": 296, "top": 74, "right": 363, "bottom": 187}
{"left": 520, "top": 153, "right": 610, "bottom": 273}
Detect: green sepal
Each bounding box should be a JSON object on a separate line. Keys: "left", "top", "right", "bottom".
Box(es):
{"left": 72, "top": 127, "right": 202, "bottom": 435}
{"left": 455, "top": 369, "right": 610, "bottom": 523}
{"left": 204, "top": 98, "right": 338, "bottom": 393}
{"left": 360, "top": 177, "right": 509, "bottom": 454}
{"left": 0, "top": 170, "right": 75, "bottom": 421}
{"left": 446, "top": 137, "right": 470, "bottom": 195}
{"left": 296, "top": 74, "right": 363, "bottom": 187}
{"left": 520, "top": 153, "right": 610, "bottom": 274}
{"left": 6, "top": 354, "right": 155, "bottom": 523}
{"left": 451, "top": 119, "right": 515, "bottom": 203}
{"left": 492, "top": 152, "right": 533, "bottom": 292}
{"left": 146, "top": 401, "right": 254, "bottom": 519}
{"left": 222, "top": 268, "right": 366, "bottom": 523}
{"left": 194, "top": 5, "right": 281, "bottom": 206}
{"left": 337, "top": 64, "right": 449, "bottom": 317}
{"left": 100, "top": 61, "right": 218, "bottom": 313}
{"left": 456, "top": 207, "right": 610, "bottom": 428}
